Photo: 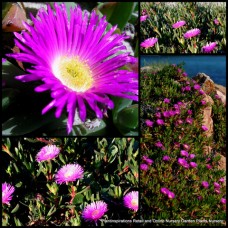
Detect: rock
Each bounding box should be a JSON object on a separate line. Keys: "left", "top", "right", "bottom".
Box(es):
{"left": 192, "top": 73, "right": 216, "bottom": 94}
{"left": 215, "top": 84, "right": 226, "bottom": 106}
{"left": 216, "top": 153, "right": 226, "bottom": 171}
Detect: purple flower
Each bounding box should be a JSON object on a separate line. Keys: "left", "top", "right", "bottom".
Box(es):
{"left": 214, "top": 19, "right": 220, "bottom": 25}
{"left": 156, "top": 119, "right": 165, "bottom": 125}
{"left": 167, "top": 191, "right": 175, "bottom": 199}
{"left": 140, "top": 163, "right": 148, "bottom": 171}
{"left": 214, "top": 188, "right": 221, "bottom": 194}
{"left": 145, "top": 158, "right": 154, "bottom": 165}
{"left": 164, "top": 98, "right": 170, "bottom": 103}
{"left": 172, "top": 20, "right": 186, "bottom": 29}
{"left": 177, "top": 68, "right": 182, "bottom": 73}
{"left": 182, "top": 72, "right": 188, "bottom": 77}
{"left": 155, "top": 141, "right": 164, "bottom": 148}
{"left": 189, "top": 154, "right": 195, "bottom": 159}
{"left": 201, "top": 100, "right": 207, "bottom": 105}
{"left": 219, "top": 177, "right": 225, "bottom": 183}
{"left": 187, "top": 110, "right": 192, "bottom": 115}
{"left": 55, "top": 164, "right": 84, "bottom": 184}
{"left": 183, "top": 28, "right": 201, "bottom": 39}
{"left": 82, "top": 201, "right": 108, "bottom": 222}
{"left": 36, "top": 145, "right": 61, "bottom": 162}
{"left": 199, "top": 89, "right": 205, "bottom": 95}
{"left": 140, "top": 15, "right": 148, "bottom": 22}
{"left": 185, "top": 86, "right": 191, "bottom": 91}
{"left": 201, "top": 42, "right": 217, "bottom": 53}
{"left": 215, "top": 94, "right": 221, "bottom": 100}
{"left": 197, "top": 196, "right": 203, "bottom": 201}
{"left": 145, "top": 119, "right": 153, "bottom": 127}
{"left": 220, "top": 198, "right": 226, "bottom": 204}
{"left": 178, "top": 158, "right": 189, "bottom": 168}
{"left": 7, "top": 3, "right": 138, "bottom": 134}
{"left": 160, "top": 187, "right": 170, "bottom": 195}
{"left": 155, "top": 112, "right": 161, "bottom": 118}
{"left": 206, "top": 164, "right": 212, "bottom": 169}
{"left": 2, "top": 183, "right": 15, "bottom": 205}
{"left": 189, "top": 162, "right": 197, "bottom": 168}
{"left": 182, "top": 144, "right": 190, "bottom": 151}
{"left": 202, "top": 181, "right": 209, "bottom": 189}
{"left": 180, "top": 150, "right": 189, "bottom": 157}
{"left": 194, "top": 84, "right": 201, "bottom": 90}
{"left": 186, "top": 117, "right": 193, "bottom": 124}
{"left": 140, "top": 37, "right": 158, "bottom": 48}
{"left": 175, "top": 119, "right": 183, "bottom": 126}
{"left": 202, "top": 125, "right": 208, "bottom": 131}
{"left": 123, "top": 191, "right": 138, "bottom": 212}
{"left": 214, "top": 182, "right": 220, "bottom": 189}
{"left": 163, "top": 155, "right": 170, "bottom": 161}
{"left": 163, "top": 111, "right": 170, "bottom": 118}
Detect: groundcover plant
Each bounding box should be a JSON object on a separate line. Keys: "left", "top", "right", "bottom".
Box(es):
{"left": 2, "top": 137, "right": 139, "bottom": 226}
{"left": 2, "top": 2, "right": 139, "bottom": 136}
{"left": 140, "top": 64, "right": 226, "bottom": 225}
{"left": 140, "top": 2, "right": 226, "bottom": 53}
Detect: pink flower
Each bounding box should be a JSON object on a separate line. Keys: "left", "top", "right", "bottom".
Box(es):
{"left": 193, "top": 84, "right": 201, "bottom": 90}
{"left": 123, "top": 191, "right": 138, "bottom": 212}
{"left": 164, "top": 98, "right": 170, "bottom": 103}
{"left": 155, "top": 141, "right": 164, "bottom": 148}
{"left": 2, "top": 183, "right": 15, "bottom": 205}
{"left": 82, "top": 201, "right": 108, "bottom": 222}
{"left": 189, "top": 154, "right": 195, "bottom": 159}
{"left": 189, "top": 162, "right": 197, "bottom": 168}
{"left": 201, "top": 100, "right": 207, "bottom": 105}
{"left": 215, "top": 94, "right": 221, "bottom": 100}
{"left": 202, "top": 181, "right": 209, "bottom": 188}
{"left": 163, "top": 111, "right": 170, "bottom": 118}
{"left": 214, "top": 19, "right": 220, "bottom": 25}
{"left": 156, "top": 119, "right": 165, "bottom": 125}
{"left": 187, "top": 110, "right": 192, "bottom": 115}
{"left": 220, "top": 198, "right": 226, "bottom": 204}
{"left": 142, "top": 156, "right": 154, "bottom": 165}
{"left": 219, "top": 177, "right": 225, "bottom": 183}
{"left": 55, "top": 164, "right": 84, "bottom": 184}
{"left": 145, "top": 119, "right": 153, "bottom": 127}
{"left": 182, "top": 144, "right": 190, "bottom": 151}
{"left": 183, "top": 28, "right": 201, "bottom": 39}
{"left": 36, "top": 145, "right": 61, "bottom": 162}
{"left": 180, "top": 150, "right": 189, "bottom": 157}
{"left": 214, "top": 188, "right": 221, "bottom": 194}
{"left": 163, "top": 155, "right": 170, "bottom": 161}
{"left": 140, "top": 163, "right": 148, "bottom": 171}
{"left": 214, "top": 182, "right": 220, "bottom": 189}
{"left": 178, "top": 158, "right": 189, "bottom": 168}
{"left": 172, "top": 20, "right": 186, "bottom": 29}
{"left": 186, "top": 117, "right": 193, "bottom": 124}
{"left": 167, "top": 191, "right": 175, "bottom": 199}
{"left": 201, "top": 42, "right": 217, "bottom": 53}
{"left": 155, "top": 112, "right": 162, "bottom": 118}
{"left": 160, "top": 188, "right": 170, "bottom": 195}
{"left": 182, "top": 72, "right": 188, "bottom": 77}
{"left": 206, "top": 164, "right": 212, "bottom": 169}
{"left": 202, "top": 125, "right": 208, "bottom": 131}
{"left": 140, "top": 15, "right": 148, "bottom": 22}
{"left": 185, "top": 86, "right": 191, "bottom": 91}
{"left": 197, "top": 196, "right": 203, "bottom": 201}
{"left": 199, "top": 89, "right": 205, "bottom": 95}
{"left": 140, "top": 37, "right": 158, "bottom": 48}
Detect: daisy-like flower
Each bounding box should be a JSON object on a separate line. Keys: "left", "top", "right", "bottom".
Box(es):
{"left": 219, "top": 177, "right": 225, "bottom": 183}
{"left": 145, "top": 119, "right": 153, "bottom": 127}
{"left": 123, "top": 191, "right": 138, "bottom": 212}
{"left": 2, "top": 182, "right": 15, "bottom": 205}
{"left": 140, "top": 163, "right": 148, "bottom": 171}
{"left": 220, "top": 198, "right": 226, "bottom": 204}
{"left": 140, "top": 37, "right": 158, "bottom": 48}
{"left": 172, "top": 20, "right": 186, "bottom": 29}
{"left": 163, "top": 155, "right": 170, "bottom": 161}
{"left": 7, "top": 3, "right": 138, "bottom": 134}
{"left": 163, "top": 98, "right": 170, "bottom": 103}
{"left": 55, "top": 164, "right": 83, "bottom": 184}
{"left": 202, "top": 181, "right": 209, "bottom": 189}
{"left": 189, "top": 154, "right": 195, "bottom": 159}
{"left": 180, "top": 150, "right": 189, "bottom": 157}
{"left": 160, "top": 187, "right": 170, "bottom": 195}
{"left": 202, "top": 125, "right": 208, "bottom": 131}
{"left": 201, "top": 42, "right": 217, "bottom": 53}
{"left": 82, "top": 201, "right": 108, "bottom": 222}
{"left": 167, "top": 191, "right": 175, "bottom": 199}
{"left": 36, "top": 144, "right": 60, "bottom": 162}
{"left": 140, "top": 15, "right": 148, "bottom": 22}
{"left": 189, "top": 162, "right": 197, "bottom": 168}
{"left": 183, "top": 28, "right": 201, "bottom": 39}
{"left": 214, "top": 19, "right": 220, "bottom": 25}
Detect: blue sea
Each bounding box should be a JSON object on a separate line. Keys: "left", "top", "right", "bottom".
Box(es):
{"left": 141, "top": 56, "right": 226, "bottom": 86}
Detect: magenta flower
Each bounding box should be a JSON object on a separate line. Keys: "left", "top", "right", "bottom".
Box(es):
{"left": 156, "top": 119, "right": 165, "bottom": 125}
{"left": 199, "top": 89, "right": 205, "bottom": 95}
{"left": 182, "top": 72, "right": 188, "bottom": 77}
{"left": 140, "top": 163, "right": 148, "bottom": 171}
{"left": 155, "top": 112, "right": 161, "bottom": 118}
{"left": 143, "top": 158, "right": 154, "bottom": 165}
{"left": 186, "top": 117, "right": 193, "bottom": 124}
{"left": 2, "top": 183, "right": 15, "bottom": 205}
{"left": 155, "top": 141, "right": 164, "bottom": 148}
{"left": 140, "top": 37, "right": 158, "bottom": 48}
{"left": 187, "top": 110, "right": 192, "bottom": 115}
{"left": 194, "top": 84, "right": 201, "bottom": 90}
{"left": 189, "top": 154, "right": 195, "bottom": 159}
{"left": 201, "top": 100, "right": 207, "bottom": 105}
{"left": 214, "top": 188, "right": 221, "bottom": 194}
{"left": 185, "top": 86, "right": 191, "bottom": 91}
{"left": 197, "top": 196, "right": 203, "bottom": 201}
{"left": 82, "top": 201, "right": 108, "bottom": 222}
{"left": 219, "top": 177, "right": 225, "bottom": 183}
{"left": 178, "top": 158, "right": 189, "bottom": 168}
{"left": 7, "top": 3, "right": 138, "bottom": 134}
{"left": 140, "top": 15, "right": 148, "bottom": 22}
{"left": 55, "top": 164, "right": 84, "bottom": 184}
{"left": 182, "top": 144, "right": 190, "bottom": 151}
{"left": 36, "top": 145, "right": 60, "bottom": 162}
{"left": 183, "top": 28, "right": 201, "bottom": 39}
{"left": 172, "top": 20, "right": 186, "bottom": 29}
{"left": 202, "top": 125, "right": 208, "bottom": 131}
{"left": 214, "top": 19, "right": 220, "bottom": 25}
{"left": 145, "top": 119, "right": 153, "bottom": 127}
{"left": 160, "top": 187, "right": 170, "bottom": 195}
{"left": 123, "top": 191, "right": 138, "bottom": 212}
{"left": 201, "top": 42, "right": 217, "bottom": 53}
{"left": 163, "top": 155, "right": 170, "bottom": 161}
{"left": 215, "top": 94, "right": 221, "bottom": 100}
{"left": 167, "top": 191, "right": 175, "bottom": 199}
{"left": 180, "top": 150, "right": 189, "bottom": 157}
{"left": 214, "top": 182, "right": 220, "bottom": 189}
{"left": 206, "top": 164, "right": 212, "bottom": 169}
{"left": 164, "top": 98, "right": 170, "bottom": 103}
{"left": 163, "top": 111, "right": 170, "bottom": 118}
{"left": 189, "top": 162, "right": 197, "bottom": 168}
{"left": 220, "top": 198, "right": 226, "bottom": 204}
{"left": 202, "top": 181, "right": 209, "bottom": 189}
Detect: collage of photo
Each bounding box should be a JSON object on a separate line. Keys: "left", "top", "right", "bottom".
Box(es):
{"left": 2, "top": 1, "right": 226, "bottom": 226}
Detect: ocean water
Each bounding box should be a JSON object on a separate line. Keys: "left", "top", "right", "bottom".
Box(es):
{"left": 140, "top": 56, "right": 226, "bottom": 86}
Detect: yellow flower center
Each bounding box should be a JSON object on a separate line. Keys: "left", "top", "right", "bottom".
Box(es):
{"left": 131, "top": 199, "right": 138, "bottom": 207}
{"left": 53, "top": 56, "right": 93, "bottom": 92}
{"left": 92, "top": 209, "right": 100, "bottom": 218}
